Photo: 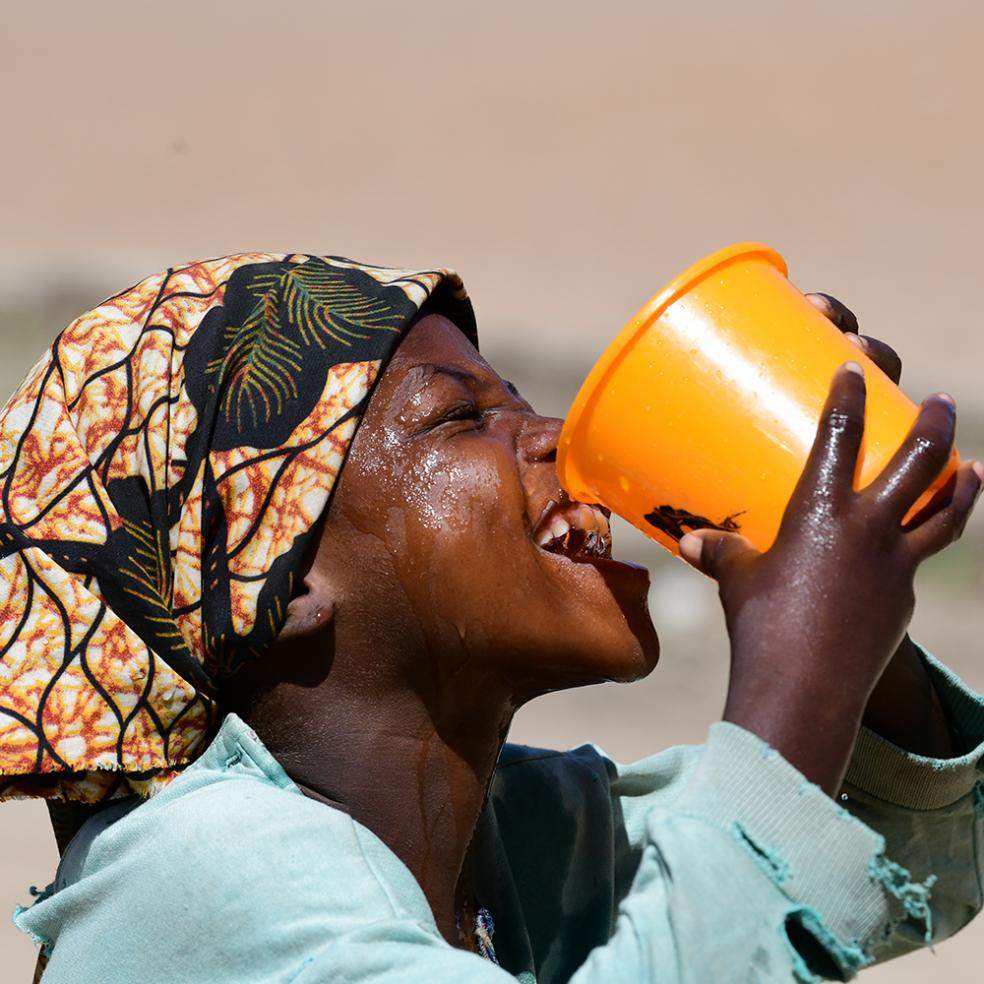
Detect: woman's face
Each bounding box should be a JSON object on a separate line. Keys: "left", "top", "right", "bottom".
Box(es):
{"left": 311, "top": 313, "right": 659, "bottom": 697}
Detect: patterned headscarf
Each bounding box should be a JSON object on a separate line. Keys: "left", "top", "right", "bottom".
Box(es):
{"left": 0, "top": 253, "right": 475, "bottom": 802}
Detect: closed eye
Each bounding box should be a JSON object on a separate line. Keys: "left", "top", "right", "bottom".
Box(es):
{"left": 437, "top": 402, "right": 484, "bottom": 427}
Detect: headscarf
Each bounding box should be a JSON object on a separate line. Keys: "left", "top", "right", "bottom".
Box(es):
{"left": 0, "top": 252, "right": 476, "bottom": 802}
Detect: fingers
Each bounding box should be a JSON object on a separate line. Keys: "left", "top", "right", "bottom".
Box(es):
{"left": 679, "top": 529, "right": 758, "bottom": 580}
{"left": 806, "top": 293, "right": 860, "bottom": 334}
{"left": 906, "top": 460, "right": 984, "bottom": 558}
{"left": 867, "top": 394, "right": 957, "bottom": 519}
{"left": 791, "top": 362, "right": 867, "bottom": 510}
{"left": 844, "top": 334, "right": 903, "bottom": 384}
{"left": 807, "top": 292, "right": 903, "bottom": 383}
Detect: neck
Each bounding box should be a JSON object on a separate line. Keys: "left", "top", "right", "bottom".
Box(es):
{"left": 239, "top": 630, "right": 513, "bottom": 946}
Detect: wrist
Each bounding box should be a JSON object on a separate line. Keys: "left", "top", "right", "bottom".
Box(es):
{"left": 724, "top": 661, "right": 870, "bottom": 796}
{"left": 726, "top": 646, "right": 876, "bottom": 724}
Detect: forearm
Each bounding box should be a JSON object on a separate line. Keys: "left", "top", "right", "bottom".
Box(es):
{"left": 723, "top": 636, "right": 955, "bottom": 799}
{"left": 722, "top": 659, "right": 870, "bottom": 797}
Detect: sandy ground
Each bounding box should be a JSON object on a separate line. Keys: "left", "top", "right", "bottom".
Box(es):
{"left": 2, "top": 3, "right": 983, "bottom": 980}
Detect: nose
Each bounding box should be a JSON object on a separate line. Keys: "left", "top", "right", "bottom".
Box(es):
{"left": 520, "top": 415, "right": 562, "bottom": 465}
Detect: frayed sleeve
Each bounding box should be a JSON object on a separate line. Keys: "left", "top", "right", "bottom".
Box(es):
{"left": 837, "top": 646, "right": 984, "bottom": 964}
{"left": 601, "top": 721, "right": 935, "bottom": 981}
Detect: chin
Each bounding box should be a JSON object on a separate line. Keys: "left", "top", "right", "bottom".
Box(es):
{"left": 582, "top": 582, "right": 661, "bottom": 683}
{"left": 599, "top": 632, "right": 661, "bottom": 683}
{"left": 527, "top": 626, "right": 660, "bottom": 693}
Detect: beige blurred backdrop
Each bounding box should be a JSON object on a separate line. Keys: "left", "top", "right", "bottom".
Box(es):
{"left": 2, "top": 1, "right": 983, "bottom": 979}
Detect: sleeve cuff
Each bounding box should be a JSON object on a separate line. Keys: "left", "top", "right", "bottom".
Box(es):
{"left": 675, "top": 721, "right": 931, "bottom": 976}
{"left": 845, "top": 647, "right": 984, "bottom": 810}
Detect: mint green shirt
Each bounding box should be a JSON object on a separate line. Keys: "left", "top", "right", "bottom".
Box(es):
{"left": 16, "top": 648, "right": 984, "bottom": 983}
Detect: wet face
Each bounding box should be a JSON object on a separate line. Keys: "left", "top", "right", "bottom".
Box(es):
{"left": 304, "top": 314, "right": 659, "bottom": 700}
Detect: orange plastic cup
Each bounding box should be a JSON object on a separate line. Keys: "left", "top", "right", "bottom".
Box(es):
{"left": 557, "top": 243, "right": 960, "bottom": 557}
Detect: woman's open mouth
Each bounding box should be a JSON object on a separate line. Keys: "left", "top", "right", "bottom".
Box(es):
{"left": 532, "top": 499, "right": 613, "bottom": 562}
{"left": 531, "top": 494, "right": 654, "bottom": 648}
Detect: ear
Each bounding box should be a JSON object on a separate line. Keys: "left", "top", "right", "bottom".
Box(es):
{"left": 279, "top": 566, "right": 338, "bottom": 642}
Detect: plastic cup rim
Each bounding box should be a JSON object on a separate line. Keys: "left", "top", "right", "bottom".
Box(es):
{"left": 556, "top": 242, "right": 787, "bottom": 500}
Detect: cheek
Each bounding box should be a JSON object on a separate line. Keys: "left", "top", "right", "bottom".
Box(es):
{"left": 401, "top": 441, "right": 523, "bottom": 538}
{"left": 389, "top": 444, "right": 538, "bottom": 625}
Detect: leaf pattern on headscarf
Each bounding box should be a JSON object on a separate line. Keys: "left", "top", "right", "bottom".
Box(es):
{"left": 206, "top": 271, "right": 303, "bottom": 431}
{"left": 285, "top": 259, "right": 406, "bottom": 347}
{"left": 207, "top": 258, "right": 410, "bottom": 431}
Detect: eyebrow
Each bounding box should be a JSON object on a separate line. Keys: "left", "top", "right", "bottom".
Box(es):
{"left": 417, "top": 363, "right": 510, "bottom": 394}
{"left": 406, "top": 363, "right": 522, "bottom": 403}
{"left": 423, "top": 364, "right": 477, "bottom": 386}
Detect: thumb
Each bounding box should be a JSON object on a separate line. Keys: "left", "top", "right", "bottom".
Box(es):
{"left": 678, "top": 529, "right": 758, "bottom": 580}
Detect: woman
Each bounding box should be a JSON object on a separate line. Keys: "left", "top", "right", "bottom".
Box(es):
{"left": 4, "top": 252, "right": 983, "bottom": 982}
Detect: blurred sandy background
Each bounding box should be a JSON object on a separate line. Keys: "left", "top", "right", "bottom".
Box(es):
{"left": 2, "top": 1, "right": 983, "bottom": 979}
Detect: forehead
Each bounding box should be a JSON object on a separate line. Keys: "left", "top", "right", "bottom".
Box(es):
{"left": 383, "top": 314, "right": 501, "bottom": 396}
{"left": 390, "top": 313, "right": 484, "bottom": 371}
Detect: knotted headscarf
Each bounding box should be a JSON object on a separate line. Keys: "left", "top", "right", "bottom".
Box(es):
{"left": 0, "top": 253, "right": 476, "bottom": 802}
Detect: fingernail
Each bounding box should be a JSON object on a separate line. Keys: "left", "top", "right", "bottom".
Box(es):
{"left": 845, "top": 333, "right": 866, "bottom": 350}
{"left": 844, "top": 361, "right": 864, "bottom": 376}
{"left": 973, "top": 460, "right": 984, "bottom": 485}
{"left": 678, "top": 533, "right": 702, "bottom": 565}
{"left": 936, "top": 392, "right": 956, "bottom": 407}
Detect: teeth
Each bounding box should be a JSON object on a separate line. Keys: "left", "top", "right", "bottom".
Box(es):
{"left": 595, "top": 509, "right": 610, "bottom": 537}
{"left": 573, "top": 503, "right": 596, "bottom": 533}
{"left": 548, "top": 514, "right": 571, "bottom": 540}
{"left": 533, "top": 499, "right": 614, "bottom": 558}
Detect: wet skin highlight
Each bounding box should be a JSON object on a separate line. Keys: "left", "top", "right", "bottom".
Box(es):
{"left": 229, "top": 301, "right": 981, "bottom": 950}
